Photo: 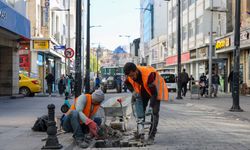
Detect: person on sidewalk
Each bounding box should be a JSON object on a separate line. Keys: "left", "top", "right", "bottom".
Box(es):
{"left": 228, "top": 71, "right": 234, "bottom": 96}
{"left": 124, "top": 62, "right": 169, "bottom": 145}
{"left": 58, "top": 75, "right": 66, "bottom": 96}
{"left": 180, "top": 68, "right": 189, "bottom": 97}
{"left": 62, "top": 89, "right": 104, "bottom": 148}
{"left": 199, "top": 73, "right": 207, "bottom": 97}
{"left": 212, "top": 72, "right": 220, "bottom": 97}
{"left": 45, "top": 72, "right": 54, "bottom": 96}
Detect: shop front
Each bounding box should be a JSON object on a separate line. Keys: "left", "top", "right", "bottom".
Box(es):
{"left": 165, "top": 52, "right": 190, "bottom": 74}
{"left": 215, "top": 28, "right": 250, "bottom": 93}
{"left": 0, "top": 1, "right": 30, "bottom": 96}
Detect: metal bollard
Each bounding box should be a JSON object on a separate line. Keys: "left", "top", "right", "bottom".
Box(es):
{"left": 42, "top": 104, "right": 63, "bottom": 149}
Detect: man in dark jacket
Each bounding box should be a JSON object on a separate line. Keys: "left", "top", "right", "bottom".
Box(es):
{"left": 180, "top": 69, "right": 189, "bottom": 97}
{"left": 45, "top": 72, "right": 54, "bottom": 96}
{"left": 212, "top": 72, "right": 220, "bottom": 97}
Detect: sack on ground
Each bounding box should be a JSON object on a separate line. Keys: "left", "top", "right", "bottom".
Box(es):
{"left": 32, "top": 115, "right": 48, "bottom": 132}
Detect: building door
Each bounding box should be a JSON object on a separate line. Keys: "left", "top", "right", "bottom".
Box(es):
{"left": 214, "top": 59, "right": 228, "bottom": 92}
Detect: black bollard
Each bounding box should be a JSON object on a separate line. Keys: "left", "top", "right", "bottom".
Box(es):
{"left": 42, "top": 104, "right": 63, "bottom": 149}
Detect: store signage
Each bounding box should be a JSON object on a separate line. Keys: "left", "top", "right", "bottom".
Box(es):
{"left": 33, "top": 40, "right": 49, "bottom": 50}
{"left": 215, "top": 37, "right": 230, "bottom": 50}
{"left": 0, "top": 10, "right": 6, "bottom": 20}
{"left": 198, "top": 47, "right": 207, "bottom": 58}
{"left": 166, "top": 52, "right": 190, "bottom": 65}
{"left": 190, "top": 50, "right": 196, "bottom": 59}
{"left": 54, "top": 45, "right": 66, "bottom": 50}
{"left": 240, "top": 31, "right": 249, "bottom": 41}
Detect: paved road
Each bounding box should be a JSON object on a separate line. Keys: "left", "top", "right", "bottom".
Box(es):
{"left": 0, "top": 91, "right": 250, "bottom": 149}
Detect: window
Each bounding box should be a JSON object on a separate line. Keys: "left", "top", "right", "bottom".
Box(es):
{"left": 189, "top": 0, "right": 196, "bottom": 6}
{"left": 196, "top": 17, "right": 202, "bottom": 34}
{"left": 172, "top": 32, "right": 176, "bottom": 46}
{"left": 188, "top": 20, "right": 195, "bottom": 38}
{"left": 182, "top": 0, "right": 188, "bottom": 11}
{"left": 182, "top": 25, "right": 188, "bottom": 40}
{"left": 172, "top": 6, "right": 177, "bottom": 19}
{"left": 169, "top": 9, "right": 172, "bottom": 20}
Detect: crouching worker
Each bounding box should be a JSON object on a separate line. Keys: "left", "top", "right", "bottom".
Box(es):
{"left": 62, "top": 89, "right": 104, "bottom": 148}
{"left": 124, "top": 62, "right": 169, "bottom": 145}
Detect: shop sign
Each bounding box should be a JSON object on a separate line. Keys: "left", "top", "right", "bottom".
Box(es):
{"left": 33, "top": 40, "right": 49, "bottom": 50}
{"left": 215, "top": 37, "right": 230, "bottom": 50}
{"left": 166, "top": 52, "right": 190, "bottom": 65}
{"left": 190, "top": 49, "right": 196, "bottom": 59}
{"left": 198, "top": 47, "right": 207, "bottom": 58}
{"left": 0, "top": 10, "right": 7, "bottom": 20}
{"left": 240, "top": 31, "right": 249, "bottom": 41}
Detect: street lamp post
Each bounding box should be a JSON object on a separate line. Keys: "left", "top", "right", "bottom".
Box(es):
{"left": 85, "top": 0, "right": 90, "bottom": 94}
{"left": 230, "top": 0, "right": 243, "bottom": 112}
{"left": 176, "top": 0, "right": 182, "bottom": 99}
{"left": 75, "top": 0, "right": 82, "bottom": 98}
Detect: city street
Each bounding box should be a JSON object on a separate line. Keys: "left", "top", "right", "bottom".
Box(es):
{"left": 0, "top": 92, "right": 250, "bottom": 149}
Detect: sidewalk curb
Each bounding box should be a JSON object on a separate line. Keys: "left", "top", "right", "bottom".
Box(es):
{"left": 10, "top": 94, "right": 25, "bottom": 99}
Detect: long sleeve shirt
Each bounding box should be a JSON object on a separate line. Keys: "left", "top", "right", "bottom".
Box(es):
{"left": 125, "top": 71, "right": 158, "bottom": 107}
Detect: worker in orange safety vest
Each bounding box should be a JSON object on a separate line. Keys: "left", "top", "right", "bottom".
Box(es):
{"left": 124, "top": 62, "right": 169, "bottom": 145}
{"left": 62, "top": 89, "right": 104, "bottom": 148}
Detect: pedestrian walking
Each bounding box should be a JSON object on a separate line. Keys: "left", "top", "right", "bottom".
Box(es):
{"left": 212, "top": 72, "right": 220, "bottom": 97}
{"left": 124, "top": 62, "right": 169, "bottom": 145}
{"left": 58, "top": 75, "right": 66, "bottom": 96}
{"left": 61, "top": 89, "right": 104, "bottom": 148}
{"left": 45, "top": 72, "right": 54, "bottom": 96}
{"left": 180, "top": 68, "right": 189, "bottom": 97}
{"left": 199, "top": 73, "right": 207, "bottom": 97}
{"left": 189, "top": 75, "right": 195, "bottom": 90}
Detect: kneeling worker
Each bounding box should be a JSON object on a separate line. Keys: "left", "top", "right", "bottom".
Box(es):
{"left": 62, "top": 89, "right": 104, "bottom": 148}
{"left": 124, "top": 62, "right": 169, "bottom": 145}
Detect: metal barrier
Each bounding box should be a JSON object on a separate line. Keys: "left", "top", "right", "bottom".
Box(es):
{"left": 190, "top": 80, "right": 200, "bottom": 99}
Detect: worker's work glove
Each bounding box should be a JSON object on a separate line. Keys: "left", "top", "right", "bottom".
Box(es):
{"left": 145, "top": 107, "right": 153, "bottom": 116}
{"left": 85, "top": 118, "right": 98, "bottom": 137}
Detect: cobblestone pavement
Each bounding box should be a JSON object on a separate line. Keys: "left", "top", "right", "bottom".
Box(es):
{"left": 0, "top": 93, "right": 250, "bottom": 150}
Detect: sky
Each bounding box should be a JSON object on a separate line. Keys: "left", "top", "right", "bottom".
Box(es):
{"left": 86, "top": 0, "right": 140, "bottom": 51}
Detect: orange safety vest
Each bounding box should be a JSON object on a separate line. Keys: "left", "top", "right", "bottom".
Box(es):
{"left": 70, "top": 94, "right": 100, "bottom": 118}
{"left": 127, "top": 66, "right": 169, "bottom": 101}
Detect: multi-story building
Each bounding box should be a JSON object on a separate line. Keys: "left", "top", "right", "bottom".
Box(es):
{"left": 215, "top": 0, "right": 250, "bottom": 91}
{"left": 0, "top": 0, "right": 30, "bottom": 96}
{"left": 25, "top": 0, "right": 76, "bottom": 93}
{"left": 139, "top": 0, "right": 168, "bottom": 68}
{"left": 166, "top": 0, "right": 227, "bottom": 83}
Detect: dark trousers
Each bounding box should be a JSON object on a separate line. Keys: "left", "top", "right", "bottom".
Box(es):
{"left": 142, "top": 97, "right": 161, "bottom": 138}
{"left": 181, "top": 82, "right": 187, "bottom": 96}
{"left": 47, "top": 84, "right": 52, "bottom": 95}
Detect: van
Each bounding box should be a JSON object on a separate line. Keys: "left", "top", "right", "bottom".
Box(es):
{"left": 160, "top": 73, "right": 177, "bottom": 92}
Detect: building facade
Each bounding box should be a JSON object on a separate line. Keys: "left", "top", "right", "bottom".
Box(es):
{"left": 166, "top": 0, "right": 227, "bottom": 84}
{"left": 25, "top": 0, "right": 76, "bottom": 93}
{"left": 215, "top": 0, "right": 250, "bottom": 91}
{"left": 0, "top": 0, "right": 30, "bottom": 96}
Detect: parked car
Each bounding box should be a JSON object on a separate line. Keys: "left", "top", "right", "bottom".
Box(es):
{"left": 100, "top": 75, "right": 122, "bottom": 93}
{"left": 19, "top": 74, "right": 42, "bottom": 96}
{"left": 160, "top": 72, "right": 177, "bottom": 92}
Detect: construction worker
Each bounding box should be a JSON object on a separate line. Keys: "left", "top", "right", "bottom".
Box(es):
{"left": 124, "top": 62, "right": 169, "bottom": 145}
{"left": 62, "top": 89, "right": 104, "bottom": 148}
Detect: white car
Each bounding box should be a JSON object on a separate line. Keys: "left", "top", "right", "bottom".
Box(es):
{"left": 160, "top": 73, "right": 177, "bottom": 92}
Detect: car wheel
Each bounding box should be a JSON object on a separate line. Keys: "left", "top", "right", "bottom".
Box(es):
{"left": 29, "top": 93, "right": 35, "bottom": 97}
{"left": 19, "top": 87, "right": 31, "bottom": 96}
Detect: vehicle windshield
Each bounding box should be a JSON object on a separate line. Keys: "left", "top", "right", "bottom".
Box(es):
{"left": 161, "top": 74, "right": 176, "bottom": 83}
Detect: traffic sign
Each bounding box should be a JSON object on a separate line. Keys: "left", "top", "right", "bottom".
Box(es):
{"left": 54, "top": 45, "right": 66, "bottom": 50}
{"left": 64, "top": 48, "right": 74, "bottom": 58}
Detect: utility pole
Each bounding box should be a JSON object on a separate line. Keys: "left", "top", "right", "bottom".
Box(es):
{"left": 67, "top": 0, "right": 70, "bottom": 75}
{"left": 85, "top": 0, "right": 90, "bottom": 94}
{"left": 230, "top": 0, "right": 243, "bottom": 112}
{"left": 97, "top": 44, "right": 100, "bottom": 77}
{"left": 208, "top": 0, "right": 213, "bottom": 97}
{"left": 74, "top": 0, "right": 82, "bottom": 98}
{"left": 176, "top": 0, "right": 182, "bottom": 99}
